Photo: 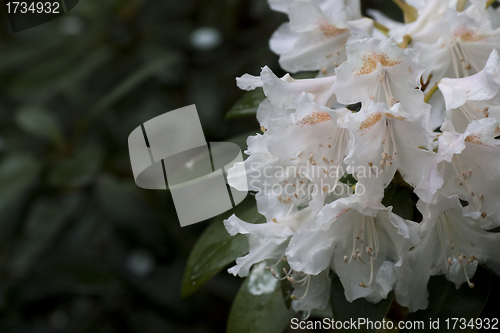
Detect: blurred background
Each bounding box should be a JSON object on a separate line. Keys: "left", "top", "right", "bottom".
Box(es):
{"left": 0, "top": 1, "right": 450, "bottom": 332}
{"left": 0, "top": 0, "right": 292, "bottom": 331}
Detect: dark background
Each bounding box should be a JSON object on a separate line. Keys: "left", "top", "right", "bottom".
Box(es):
{"left": 0, "top": 1, "right": 436, "bottom": 332}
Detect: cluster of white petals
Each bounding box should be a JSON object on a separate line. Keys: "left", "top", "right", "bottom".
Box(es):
{"left": 225, "top": 0, "right": 500, "bottom": 315}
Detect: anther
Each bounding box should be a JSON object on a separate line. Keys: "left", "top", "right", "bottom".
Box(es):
{"left": 309, "top": 154, "right": 317, "bottom": 165}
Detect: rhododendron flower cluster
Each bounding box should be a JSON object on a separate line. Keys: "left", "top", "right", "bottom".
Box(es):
{"left": 225, "top": 0, "right": 500, "bottom": 315}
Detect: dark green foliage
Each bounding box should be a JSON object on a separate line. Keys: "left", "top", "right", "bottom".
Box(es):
{"left": 0, "top": 0, "right": 283, "bottom": 331}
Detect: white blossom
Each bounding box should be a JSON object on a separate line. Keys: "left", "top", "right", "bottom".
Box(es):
{"left": 268, "top": 0, "right": 373, "bottom": 74}
{"left": 395, "top": 195, "right": 500, "bottom": 312}
{"left": 224, "top": 0, "right": 500, "bottom": 315}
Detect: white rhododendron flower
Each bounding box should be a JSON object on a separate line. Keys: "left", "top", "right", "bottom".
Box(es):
{"left": 428, "top": 119, "right": 500, "bottom": 226}
{"left": 225, "top": 207, "right": 317, "bottom": 277}
{"left": 388, "top": 0, "right": 456, "bottom": 45}
{"left": 269, "top": 0, "right": 373, "bottom": 74}
{"left": 340, "top": 102, "right": 437, "bottom": 202}
{"left": 332, "top": 37, "right": 429, "bottom": 118}
{"left": 438, "top": 50, "right": 500, "bottom": 131}
{"left": 287, "top": 194, "right": 420, "bottom": 302}
{"left": 222, "top": 0, "right": 500, "bottom": 316}
{"left": 396, "top": 195, "right": 500, "bottom": 312}
{"left": 417, "top": 9, "right": 500, "bottom": 81}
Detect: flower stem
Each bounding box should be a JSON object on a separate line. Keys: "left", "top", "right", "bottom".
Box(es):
{"left": 372, "top": 20, "right": 390, "bottom": 37}
{"left": 398, "top": 34, "right": 412, "bottom": 49}
{"left": 392, "top": 0, "right": 418, "bottom": 23}
{"left": 424, "top": 81, "right": 440, "bottom": 103}
{"left": 456, "top": 0, "right": 467, "bottom": 11}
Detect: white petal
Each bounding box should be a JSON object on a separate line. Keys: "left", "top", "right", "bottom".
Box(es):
{"left": 288, "top": 1, "right": 328, "bottom": 33}
{"left": 236, "top": 73, "right": 263, "bottom": 91}
{"left": 438, "top": 52, "right": 499, "bottom": 110}
{"left": 286, "top": 222, "right": 337, "bottom": 275}
{"left": 333, "top": 37, "right": 427, "bottom": 117}
{"left": 269, "top": 23, "right": 299, "bottom": 55}
{"left": 291, "top": 270, "right": 332, "bottom": 313}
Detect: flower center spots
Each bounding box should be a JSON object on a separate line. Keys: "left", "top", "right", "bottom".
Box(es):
{"left": 310, "top": 127, "right": 349, "bottom": 195}
{"left": 359, "top": 112, "right": 383, "bottom": 130}
{"left": 353, "top": 52, "right": 402, "bottom": 76}
{"left": 453, "top": 26, "right": 485, "bottom": 42}
{"left": 297, "top": 112, "right": 331, "bottom": 125}
{"left": 318, "top": 21, "right": 348, "bottom": 37}
{"left": 436, "top": 211, "right": 478, "bottom": 288}
{"left": 359, "top": 113, "right": 397, "bottom": 171}
{"left": 385, "top": 112, "right": 405, "bottom": 121}
{"left": 380, "top": 119, "right": 397, "bottom": 170}
{"left": 464, "top": 134, "right": 486, "bottom": 146}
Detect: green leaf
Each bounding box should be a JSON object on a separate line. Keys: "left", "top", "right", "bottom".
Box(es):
{"left": 330, "top": 274, "right": 394, "bottom": 333}
{"left": 48, "top": 144, "right": 103, "bottom": 188}
{"left": 181, "top": 196, "right": 265, "bottom": 298}
{"left": 8, "top": 195, "right": 81, "bottom": 275}
{"left": 10, "top": 48, "right": 110, "bottom": 99}
{"left": 281, "top": 278, "right": 293, "bottom": 310}
{"left": 400, "top": 266, "right": 492, "bottom": 332}
{"left": 94, "top": 175, "right": 157, "bottom": 226}
{"left": 481, "top": 262, "right": 500, "bottom": 278}
{"left": 227, "top": 263, "right": 296, "bottom": 333}
{"left": 14, "top": 105, "right": 65, "bottom": 149}
{"left": 225, "top": 88, "right": 265, "bottom": 120}
{"left": 89, "top": 54, "right": 180, "bottom": 120}
{"left": 0, "top": 154, "right": 41, "bottom": 240}
{"left": 340, "top": 173, "right": 356, "bottom": 186}
{"left": 382, "top": 183, "right": 414, "bottom": 220}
